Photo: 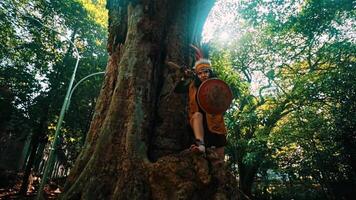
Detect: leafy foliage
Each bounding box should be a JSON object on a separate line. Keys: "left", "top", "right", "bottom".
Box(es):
{"left": 0, "top": 0, "right": 108, "bottom": 171}
{"left": 208, "top": 0, "right": 355, "bottom": 199}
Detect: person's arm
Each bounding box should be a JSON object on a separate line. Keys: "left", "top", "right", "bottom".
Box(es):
{"left": 174, "top": 78, "right": 191, "bottom": 93}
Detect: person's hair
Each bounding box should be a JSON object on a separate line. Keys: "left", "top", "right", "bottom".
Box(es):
{"left": 194, "top": 69, "right": 216, "bottom": 87}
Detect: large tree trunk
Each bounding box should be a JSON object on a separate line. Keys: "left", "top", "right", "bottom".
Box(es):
{"left": 238, "top": 161, "right": 258, "bottom": 199}
{"left": 62, "top": 1, "right": 238, "bottom": 199}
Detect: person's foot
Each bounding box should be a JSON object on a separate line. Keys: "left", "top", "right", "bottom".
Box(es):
{"left": 189, "top": 144, "right": 205, "bottom": 153}
{"left": 180, "top": 139, "right": 206, "bottom": 156}
{"left": 189, "top": 139, "right": 206, "bottom": 153}
{"left": 182, "top": 139, "right": 205, "bottom": 156}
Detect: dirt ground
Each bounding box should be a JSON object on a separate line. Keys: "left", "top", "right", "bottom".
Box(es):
{"left": 0, "top": 170, "right": 63, "bottom": 199}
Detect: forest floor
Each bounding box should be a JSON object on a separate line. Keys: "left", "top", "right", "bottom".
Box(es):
{"left": 0, "top": 170, "right": 64, "bottom": 199}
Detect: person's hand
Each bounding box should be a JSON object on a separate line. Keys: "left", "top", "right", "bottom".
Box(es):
{"left": 182, "top": 67, "right": 194, "bottom": 78}
{"left": 166, "top": 61, "right": 194, "bottom": 79}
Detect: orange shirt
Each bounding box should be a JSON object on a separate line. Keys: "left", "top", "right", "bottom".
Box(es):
{"left": 188, "top": 82, "right": 227, "bottom": 135}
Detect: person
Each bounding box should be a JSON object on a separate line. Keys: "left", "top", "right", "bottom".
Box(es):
{"left": 175, "top": 46, "right": 227, "bottom": 161}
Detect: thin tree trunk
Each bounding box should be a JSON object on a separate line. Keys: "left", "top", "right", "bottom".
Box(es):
{"left": 238, "top": 161, "right": 258, "bottom": 199}
{"left": 19, "top": 135, "right": 38, "bottom": 195}
{"left": 33, "top": 142, "right": 46, "bottom": 172}
{"left": 19, "top": 107, "right": 49, "bottom": 195}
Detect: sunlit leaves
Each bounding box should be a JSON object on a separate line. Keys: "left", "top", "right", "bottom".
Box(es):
{"left": 0, "top": 0, "right": 108, "bottom": 168}
{"left": 207, "top": 0, "right": 355, "bottom": 198}
{"left": 203, "top": 0, "right": 241, "bottom": 43}
{"left": 78, "top": 0, "right": 108, "bottom": 28}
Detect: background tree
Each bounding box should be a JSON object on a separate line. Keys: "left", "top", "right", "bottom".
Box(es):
{"left": 0, "top": 0, "right": 108, "bottom": 194}
{"left": 205, "top": 0, "right": 355, "bottom": 199}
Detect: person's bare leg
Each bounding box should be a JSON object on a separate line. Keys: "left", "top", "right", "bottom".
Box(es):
{"left": 191, "top": 112, "right": 204, "bottom": 141}
{"left": 190, "top": 112, "right": 205, "bottom": 152}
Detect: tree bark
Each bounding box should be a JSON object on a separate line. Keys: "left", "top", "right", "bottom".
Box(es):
{"left": 19, "top": 103, "right": 49, "bottom": 195}
{"left": 238, "top": 160, "right": 258, "bottom": 199}
{"left": 62, "top": 1, "right": 238, "bottom": 199}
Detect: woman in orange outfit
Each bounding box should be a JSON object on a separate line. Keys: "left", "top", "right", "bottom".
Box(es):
{"left": 175, "top": 47, "right": 227, "bottom": 160}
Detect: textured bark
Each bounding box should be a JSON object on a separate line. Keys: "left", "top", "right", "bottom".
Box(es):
{"left": 19, "top": 103, "right": 49, "bottom": 194}
{"left": 238, "top": 160, "right": 257, "bottom": 199}
{"left": 62, "top": 1, "right": 238, "bottom": 199}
